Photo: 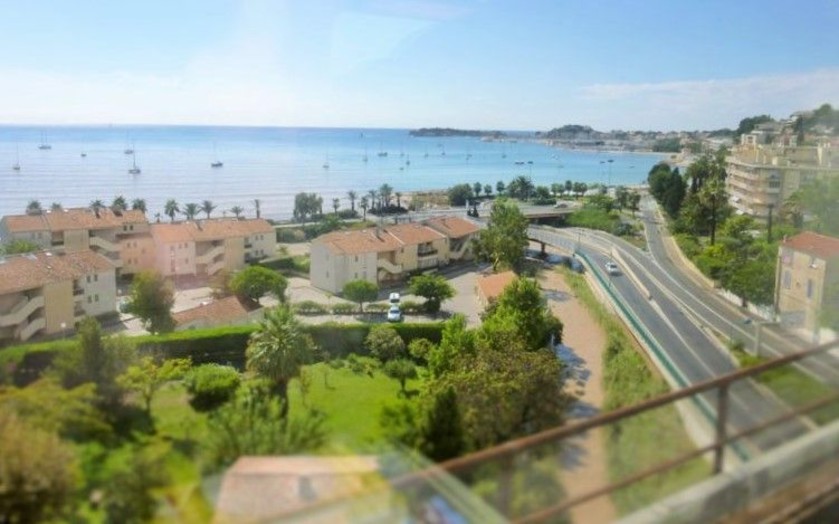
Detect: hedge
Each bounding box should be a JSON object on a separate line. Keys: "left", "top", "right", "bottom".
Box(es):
{"left": 2, "top": 322, "right": 444, "bottom": 385}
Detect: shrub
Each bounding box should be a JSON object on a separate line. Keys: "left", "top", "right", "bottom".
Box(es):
{"left": 294, "top": 301, "right": 329, "bottom": 315}
{"left": 365, "top": 325, "right": 406, "bottom": 362}
{"left": 366, "top": 303, "right": 389, "bottom": 313}
{"left": 276, "top": 228, "right": 306, "bottom": 243}
{"left": 331, "top": 303, "right": 358, "bottom": 315}
{"left": 185, "top": 364, "right": 242, "bottom": 412}
{"left": 399, "top": 300, "right": 424, "bottom": 314}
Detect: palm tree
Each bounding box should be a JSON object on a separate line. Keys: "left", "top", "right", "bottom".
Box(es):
{"left": 154, "top": 212, "right": 162, "bottom": 223}
{"left": 50, "top": 202, "right": 63, "bottom": 212}
{"left": 200, "top": 200, "right": 217, "bottom": 219}
{"left": 331, "top": 198, "right": 340, "bottom": 215}
{"left": 182, "top": 203, "right": 200, "bottom": 221}
{"left": 347, "top": 190, "right": 358, "bottom": 213}
{"left": 164, "top": 199, "right": 180, "bottom": 222}
{"left": 700, "top": 177, "right": 727, "bottom": 246}
{"left": 246, "top": 305, "right": 315, "bottom": 418}
{"left": 25, "top": 200, "right": 42, "bottom": 215}
{"left": 111, "top": 195, "right": 128, "bottom": 212}
{"left": 230, "top": 205, "right": 244, "bottom": 219}
{"left": 367, "top": 189, "right": 378, "bottom": 211}
{"left": 781, "top": 191, "right": 804, "bottom": 228}
{"left": 131, "top": 198, "right": 147, "bottom": 213}
{"left": 90, "top": 199, "right": 105, "bottom": 218}
{"left": 379, "top": 183, "right": 394, "bottom": 208}
{"left": 395, "top": 191, "right": 403, "bottom": 209}
{"left": 360, "top": 196, "right": 369, "bottom": 220}
{"left": 253, "top": 199, "right": 261, "bottom": 219}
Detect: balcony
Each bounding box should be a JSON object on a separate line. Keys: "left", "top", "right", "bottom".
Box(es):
{"left": 377, "top": 257, "right": 403, "bottom": 275}
{"left": 196, "top": 244, "right": 225, "bottom": 265}
{"left": 19, "top": 316, "right": 46, "bottom": 342}
{"left": 89, "top": 235, "right": 120, "bottom": 253}
{"left": 0, "top": 295, "right": 45, "bottom": 328}
{"left": 417, "top": 249, "right": 438, "bottom": 258}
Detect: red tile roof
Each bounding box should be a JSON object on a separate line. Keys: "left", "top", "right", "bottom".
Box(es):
{"left": 172, "top": 296, "right": 255, "bottom": 326}
{"left": 0, "top": 250, "right": 115, "bottom": 295}
{"left": 2, "top": 208, "right": 147, "bottom": 232}
{"left": 151, "top": 219, "right": 274, "bottom": 244}
{"left": 425, "top": 216, "right": 480, "bottom": 238}
{"left": 783, "top": 231, "right": 839, "bottom": 260}
{"left": 386, "top": 222, "right": 446, "bottom": 245}
{"left": 476, "top": 270, "right": 517, "bottom": 303}
{"left": 316, "top": 228, "right": 403, "bottom": 255}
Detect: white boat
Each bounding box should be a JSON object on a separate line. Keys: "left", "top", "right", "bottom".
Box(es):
{"left": 12, "top": 146, "right": 20, "bottom": 171}
{"left": 128, "top": 153, "right": 141, "bottom": 174}
{"left": 124, "top": 134, "right": 134, "bottom": 155}
{"left": 211, "top": 142, "right": 223, "bottom": 168}
{"left": 38, "top": 132, "right": 51, "bottom": 150}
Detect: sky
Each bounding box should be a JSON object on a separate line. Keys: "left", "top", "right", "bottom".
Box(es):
{"left": 1, "top": 0, "right": 839, "bottom": 131}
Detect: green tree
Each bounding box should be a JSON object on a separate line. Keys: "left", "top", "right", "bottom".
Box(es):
{"left": 182, "top": 202, "right": 200, "bottom": 221}
{"left": 506, "top": 176, "right": 534, "bottom": 200}
{"left": 473, "top": 181, "right": 483, "bottom": 197}
{"left": 229, "top": 205, "right": 244, "bottom": 219}
{"left": 164, "top": 199, "right": 179, "bottom": 222}
{"left": 0, "top": 238, "right": 40, "bottom": 255}
{"left": 90, "top": 199, "right": 105, "bottom": 218}
{"left": 131, "top": 198, "right": 147, "bottom": 212}
{"left": 383, "top": 358, "right": 417, "bottom": 394}
{"left": 125, "top": 271, "right": 175, "bottom": 334}
{"left": 407, "top": 338, "right": 435, "bottom": 363}
{"left": 117, "top": 357, "right": 191, "bottom": 417}
{"left": 101, "top": 441, "right": 170, "bottom": 524}
{"left": 419, "top": 386, "right": 465, "bottom": 461}
{"left": 185, "top": 364, "right": 241, "bottom": 413}
{"left": 479, "top": 276, "right": 563, "bottom": 351}
{"left": 50, "top": 317, "right": 136, "bottom": 409}
{"left": 448, "top": 183, "right": 474, "bottom": 206}
{"left": 230, "top": 266, "right": 288, "bottom": 305}
{"left": 342, "top": 279, "right": 378, "bottom": 313}
{"left": 293, "top": 192, "right": 323, "bottom": 222}
{"left": 365, "top": 324, "right": 406, "bottom": 362}
{"left": 246, "top": 305, "right": 315, "bottom": 418}
{"left": 484, "top": 184, "right": 493, "bottom": 196}
{"left": 201, "top": 199, "right": 217, "bottom": 219}
{"left": 427, "top": 314, "right": 474, "bottom": 378}
{"left": 473, "top": 199, "right": 529, "bottom": 271}
{"left": 496, "top": 180, "right": 506, "bottom": 195}
{"left": 111, "top": 195, "right": 128, "bottom": 212}
{"left": 801, "top": 178, "right": 839, "bottom": 235}
{"left": 26, "top": 199, "right": 43, "bottom": 215}
{"left": 379, "top": 183, "right": 394, "bottom": 207}
{"left": 50, "top": 202, "right": 63, "bottom": 211}
{"left": 205, "top": 382, "right": 326, "bottom": 469}
{"left": 360, "top": 196, "right": 369, "bottom": 219}
{"left": 408, "top": 274, "right": 455, "bottom": 313}
{"left": 347, "top": 190, "right": 358, "bottom": 212}
{"left": 253, "top": 198, "right": 261, "bottom": 219}
{"left": 0, "top": 412, "right": 79, "bottom": 523}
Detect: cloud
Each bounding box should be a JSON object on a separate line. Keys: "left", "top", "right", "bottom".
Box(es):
{"left": 578, "top": 69, "right": 839, "bottom": 130}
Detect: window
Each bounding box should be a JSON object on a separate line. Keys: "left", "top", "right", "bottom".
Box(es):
{"left": 86, "top": 275, "right": 90, "bottom": 283}
{"left": 94, "top": 274, "right": 98, "bottom": 282}
{"left": 783, "top": 270, "right": 791, "bottom": 289}
{"left": 807, "top": 279, "right": 814, "bottom": 299}
{"left": 355, "top": 255, "right": 358, "bottom": 262}
{"left": 170, "top": 245, "right": 175, "bottom": 252}
{"left": 95, "top": 294, "right": 99, "bottom": 302}
{"left": 87, "top": 296, "right": 92, "bottom": 304}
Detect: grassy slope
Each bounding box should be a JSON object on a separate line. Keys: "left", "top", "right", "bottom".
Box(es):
{"left": 559, "top": 267, "right": 709, "bottom": 515}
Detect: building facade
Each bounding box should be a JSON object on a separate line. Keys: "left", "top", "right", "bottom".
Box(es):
{"left": 775, "top": 231, "right": 839, "bottom": 337}
{"left": 726, "top": 138, "right": 838, "bottom": 223}
{"left": 0, "top": 250, "right": 117, "bottom": 343}
{"left": 310, "top": 216, "right": 480, "bottom": 293}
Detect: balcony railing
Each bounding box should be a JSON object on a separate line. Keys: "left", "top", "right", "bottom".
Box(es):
{"left": 417, "top": 249, "right": 438, "bottom": 258}
{"left": 89, "top": 235, "right": 120, "bottom": 253}
{"left": 377, "top": 257, "right": 402, "bottom": 275}
{"left": 0, "top": 295, "right": 45, "bottom": 328}
{"left": 196, "top": 244, "right": 225, "bottom": 265}
{"left": 286, "top": 340, "right": 839, "bottom": 523}
{"left": 19, "top": 316, "right": 46, "bottom": 342}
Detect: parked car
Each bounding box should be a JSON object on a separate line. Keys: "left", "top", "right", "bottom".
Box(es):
{"left": 389, "top": 292, "right": 401, "bottom": 305}
{"left": 387, "top": 305, "right": 403, "bottom": 322}
{"left": 605, "top": 261, "right": 621, "bottom": 275}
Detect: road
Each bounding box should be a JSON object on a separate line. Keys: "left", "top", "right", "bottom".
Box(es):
{"left": 527, "top": 224, "right": 810, "bottom": 455}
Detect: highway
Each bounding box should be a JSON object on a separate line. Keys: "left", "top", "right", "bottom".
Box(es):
{"left": 527, "top": 224, "right": 811, "bottom": 454}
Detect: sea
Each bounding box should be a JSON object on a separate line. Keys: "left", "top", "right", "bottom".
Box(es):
{"left": 0, "top": 125, "right": 664, "bottom": 221}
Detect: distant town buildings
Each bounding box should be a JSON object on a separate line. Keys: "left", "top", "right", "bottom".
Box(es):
{"left": 309, "top": 216, "right": 480, "bottom": 293}
{"left": 726, "top": 123, "right": 838, "bottom": 223}
{"left": 775, "top": 231, "right": 839, "bottom": 338}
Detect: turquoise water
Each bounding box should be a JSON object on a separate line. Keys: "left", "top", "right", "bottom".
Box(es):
{"left": 0, "top": 126, "right": 663, "bottom": 220}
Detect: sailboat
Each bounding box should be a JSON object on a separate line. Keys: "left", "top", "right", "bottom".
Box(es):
{"left": 124, "top": 134, "right": 134, "bottom": 155}
{"left": 128, "top": 152, "right": 141, "bottom": 174}
{"left": 362, "top": 147, "right": 368, "bottom": 163}
{"left": 38, "top": 132, "right": 51, "bottom": 150}
{"left": 211, "top": 142, "right": 223, "bottom": 168}
{"left": 12, "top": 146, "right": 20, "bottom": 171}
{"left": 322, "top": 153, "right": 330, "bottom": 169}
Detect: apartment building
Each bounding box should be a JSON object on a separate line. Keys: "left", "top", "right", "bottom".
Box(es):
{"left": 0, "top": 250, "right": 117, "bottom": 343}
{"left": 310, "top": 216, "right": 479, "bottom": 293}
{"left": 150, "top": 218, "right": 276, "bottom": 277}
{"left": 726, "top": 137, "right": 838, "bottom": 223}
{"left": 0, "top": 207, "right": 148, "bottom": 274}
{"left": 776, "top": 231, "right": 839, "bottom": 337}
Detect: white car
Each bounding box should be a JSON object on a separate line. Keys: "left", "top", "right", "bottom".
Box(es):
{"left": 605, "top": 261, "right": 621, "bottom": 275}
{"left": 389, "top": 292, "right": 401, "bottom": 305}
{"left": 387, "top": 306, "right": 403, "bottom": 322}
